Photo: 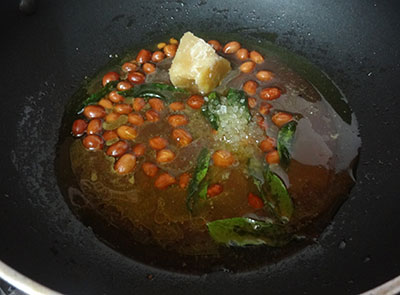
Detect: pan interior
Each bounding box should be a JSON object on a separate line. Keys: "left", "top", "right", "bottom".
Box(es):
{"left": 55, "top": 35, "right": 360, "bottom": 273}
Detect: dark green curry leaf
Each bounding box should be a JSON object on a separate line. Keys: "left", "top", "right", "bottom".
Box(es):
{"left": 198, "top": 180, "right": 209, "bottom": 200}
{"left": 186, "top": 148, "right": 212, "bottom": 211}
{"left": 118, "top": 83, "right": 188, "bottom": 103}
{"left": 247, "top": 158, "right": 266, "bottom": 195}
{"left": 145, "top": 83, "right": 187, "bottom": 93}
{"left": 247, "top": 159, "right": 294, "bottom": 222}
{"left": 277, "top": 121, "right": 297, "bottom": 169}
{"left": 207, "top": 217, "right": 291, "bottom": 247}
{"left": 226, "top": 88, "right": 251, "bottom": 121}
{"left": 79, "top": 80, "right": 119, "bottom": 112}
{"left": 265, "top": 170, "right": 294, "bottom": 222}
{"left": 201, "top": 91, "right": 221, "bottom": 130}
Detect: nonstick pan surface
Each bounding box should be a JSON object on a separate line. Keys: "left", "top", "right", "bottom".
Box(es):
{"left": 0, "top": 0, "right": 399, "bottom": 294}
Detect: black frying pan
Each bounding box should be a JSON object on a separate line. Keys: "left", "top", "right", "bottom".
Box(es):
{"left": 1, "top": 0, "right": 399, "bottom": 294}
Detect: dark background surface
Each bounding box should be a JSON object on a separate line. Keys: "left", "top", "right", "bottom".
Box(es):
{"left": 0, "top": 0, "right": 399, "bottom": 294}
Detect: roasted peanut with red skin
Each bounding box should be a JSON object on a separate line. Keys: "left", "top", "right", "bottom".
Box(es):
{"left": 207, "top": 184, "right": 223, "bottom": 197}
{"left": 83, "top": 135, "right": 104, "bottom": 151}
{"left": 132, "top": 143, "right": 146, "bottom": 157}
{"left": 168, "top": 114, "right": 188, "bottom": 127}
{"left": 248, "top": 193, "right": 264, "bottom": 209}
{"left": 127, "top": 72, "right": 145, "bottom": 85}
{"left": 256, "top": 70, "right": 274, "bottom": 81}
{"left": 163, "top": 44, "right": 177, "bottom": 58}
{"left": 171, "top": 128, "right": 192, "bottom": 147}
{"left": 114, "top": 154, "right": 136, "bottom": 175}
{"left": 179, "top": 173, "right": 191, "bottom": 189}
{"left": 72, "top": 119, "right": 87, "bottom": 137}
{"left": 149, "top": 136, "right": 168, "bottom": 150}
{"left": 128, "top": 113, "right": 144, "bottom": 126}
{"left": 106, "top": 140, "right": 129, "bottom": 157}
{"left": 149, "top": 98, "right": 164, "bottom": 111}
{"left": 108, "top": 91, "right": 124, "bottom": 103}
{"left": 272, "top": 112, "right": 293, "bottom": 127}
{"left": 133, "top": 97, "right": 146, "bottom": 112}
{"left": 98, "top": 98, "right": 113, "bottom": 109}
{"left": 242, "top": 80, "right": 258, "bottom": 95}
{"left": 143, "top": 63, "right": 156, "bottom": 74}
{"left": 239, "top": 61, "right": 256, "bottom": 73}
{"left": 260, "top": 87, "right": 282, "bottom": 101}
{"left": 250, "top": 50, "right": 264, "bottom": 64}
{"left": 136, "top": 49, "right": 152, "bottom": 64}
{"left": 83, "top": 105, "right": 106, "bottom": 119}
{"left": 169, "top": 102, "right": 185, "bottom": 111}
{"left": 117, "top": 125, "right": 137, "bottom": 140}
{"left": 145, "top": 110, "right": 160, "bottom": 122}
{"left": 208, "top": 40, "right": 222, "bottom": 51}
{"left": 102, "top": 71, "right": 119, "bottom": 86}
{"left": 259, "top": 137, "right": 276, "bottom": 152}
{"left": 142, "top": 162, "right": 158, "bottom": 177}
{"left": 212, "top": 150, "right": 235, "bottom": 167}
{"left": 114, "top": 103, "right": 132, "bottom": 115}
{"left": 155, "top": 173, "right": 176, "bottom": 189}
{"left": 259, "top": 102, "right": 273, "bottom": 115}
{"left": 121, "top": 62, "right": 138, "bottom": 73}
{"left": 156, "top": 149, "right": 176, "bottom": 163}
{"left": 187, "top": 95, "right": 204, "bottom": 109}
{"left": 236, "top": 48, "right": 249, "bottom": 61}
{"left": 266, "top": 150, "right": 280, "bottom": 164}
{"left": 247, "top": 97, "right": 257, "bottom": 109}
{"left": 151, "top": 51, "right": 165, "bottom": 63}
{"left": 117, "top": 81, "right": 132, "bottom": 91}
{"left": 87, "top": 119, "right": 102, "bottom": 135}
{"left": 105, "top": 112, "right": 120, "bottom": 123}
{"left": 103, "top": 130, "right": 118, "bottom": 141}
{"left": 223, "top": 41, "right": 240, "bottom": 54}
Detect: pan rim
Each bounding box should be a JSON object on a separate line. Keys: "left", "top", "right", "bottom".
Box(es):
{"left": 0, "top": 258, "right": 399, "bottom": 295}
{"left": 0, "top": 260, "right": 61, "bottom": 295}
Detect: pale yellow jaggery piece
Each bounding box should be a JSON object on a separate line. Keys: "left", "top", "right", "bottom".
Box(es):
{"left": 169, "top": 32, "right": 231, "bottom": 94}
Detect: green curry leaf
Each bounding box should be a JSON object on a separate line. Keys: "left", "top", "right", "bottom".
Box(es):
{"left": 277, "top": 121, "right": 297, "bottom": 169}
{"left": 186, "top": 148, "right": 211, "bottom": 211}
{"left": 247, "top": 158, "right": 266, "bottom": 198}
{"left": 226, "top": 88, "right": 251, "bottom": 121}
{"left": 265, "top": 170, "right": 294, "bottom": 222}
{"left": 247, "top": 159, "right": 294, "bottom": 222}
{"left": 201, "top": 92, "right": 221, "bottom": 130}
{"left": 118, "top": 83, "right": 188, "bottom": 103}
{"left": 207, "top": 217, "right": 291, "bottom": 247}
{"left": 78, "top": 80, "right": 119, "bottom": 112}
{"left": 198, "top": 180, "right": 209, "bottom": 200}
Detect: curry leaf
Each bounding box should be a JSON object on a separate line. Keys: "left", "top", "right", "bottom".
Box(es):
{"left": 247, "top": 158, "right": 266, "bottom": 196}
{"left": 207, "top": 217, "right": 291, "bottom": 247}
{"left": 186, "top": 148, "right": 211, "bottom": 211}
{"left": 247, "top": 158, "right": 294, "bottom": 222}
{"left": 265, "top": 170, "right": 294, "bottom": 222}
{"left": 144, "top": 83, "right": 187, "bottom": 92}
{"left": 201, "top": 92, "right": 221, "bottom": 130}
{"left": 118, "top": 83, "right": 188, "bottom": 103}
{"left": 277, "top": 121, "right": 297, "bottom": 168}
{"left": 78, "top": 80, "right": 119, "bottom": 112}
{"left": 198, "top": 181, "right": 209, "bottom": 200}
{"left": 226, "top": 88, "right": 251, "bottom": 121}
